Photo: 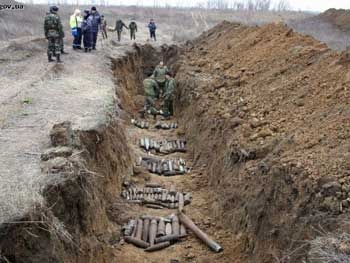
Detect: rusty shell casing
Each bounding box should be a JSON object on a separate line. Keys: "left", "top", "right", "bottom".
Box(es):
{"left": 178, "top": 193, "right": 184, "bottom": 211}
{"left": 165, "top": 222, "right": 172, "bottom": 236}
{"left": 172, "top": 216, "right": 180, "bottom": 235}
{"left": 149, "top": 219, "right": 157, "bottom": 246}
{"left": 142, "top": 219, "right": 150, "bottom": 242}
{"left": 178, "top": 212, "right": 223, "bottom": 253}
{"left": 144, "top": 241, "right": 171, "bottom": 252}
{"left": 132, "top": 220, "right": 138, "bottom": 237}
{"left": 180, "top": 224, "right": 187, "bottom": 236}
{"left": 157, "top": 219, "right": 166, "bottom": 237}
{"left": 155, "top": 234, "right": 186, "bottom": 244}
{"left": 124, "top": 236, "right": 149, "bottom": 249}
{"left": 135, "top": 219, "right": 143, "bottom": 240}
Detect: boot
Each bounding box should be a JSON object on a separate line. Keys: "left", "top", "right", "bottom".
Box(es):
{"left": 48, "top": 54, "right": 54, "bottom": 62}
{"left": 61, "top": 50, "right": 69, "bottom": 55}
{"left": 84, "top": 48, "right": 88, "bottom": 53}
{"left": 56, "top": 54, "right": 63, "bottom": 63}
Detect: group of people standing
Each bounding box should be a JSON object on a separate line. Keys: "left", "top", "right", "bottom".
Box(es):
{"left": 44, "top": 5, "right": 159, "bottom": 63}
{"left": 69, "top": 6, "right": 104, "bottom": 52}
{"left": 141, "top": 61, "right": 175, "bottom": 119}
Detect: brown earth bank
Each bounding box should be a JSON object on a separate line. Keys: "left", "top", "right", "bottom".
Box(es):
{"left": 173, "top": 21, "right": 350, "bottom": 262}
{"left": 0, "top": 21, "right": 349, "bottom": 263}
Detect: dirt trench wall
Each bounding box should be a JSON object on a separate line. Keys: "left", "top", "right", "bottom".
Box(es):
{"left": 0, "top": 110, "right": 132, "bottom": 262}
{"left": 173, "top": 22, "right": 350, "bottom": 262}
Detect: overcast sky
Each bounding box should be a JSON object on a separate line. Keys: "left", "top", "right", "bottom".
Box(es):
{"left": 105, "top": 0, "right": 350, "bottom": 12}
{"left": 27, "top": 0, "right": 350, "bottom": 12}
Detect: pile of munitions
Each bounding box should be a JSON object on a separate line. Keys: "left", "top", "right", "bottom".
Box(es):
{"left": 122, "top": 214, "right": 187, "bottom": 252}
{"left": 131, "top": 119, "right": 178, "bottom": 130}
{"left": 139, "top": 138, "right": 187, "bottom": 153}
{"left": 122, "top": 213, "right": 223, "bottom": 253}
{"left": 155, "top": 122, "right": 178, "bottom": 130}
{"left": 137, "top": 156, "right": 187, "bottom": 176}
{"left": 121, "top": 183, "right": 192, "bottom": 210}
{"left": 131, "top": 119, "right": 149, "bottom": 129}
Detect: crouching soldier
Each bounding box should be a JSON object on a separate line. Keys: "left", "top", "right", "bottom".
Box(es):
{"left": 152, "top": 61, "right": 169, "bottom": 94}
{"left": 140, "top": 77, "right": 160, "bottom": 119}
{"left": 160, "top": 72, "right": 176, "bottom": 119}
{"left": 44, "top": 6, "right": 63, "bottom": 63}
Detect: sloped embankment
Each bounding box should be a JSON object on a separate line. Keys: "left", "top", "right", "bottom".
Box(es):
{"left": 174, "top": 21, "right": 350, "bottom": 262}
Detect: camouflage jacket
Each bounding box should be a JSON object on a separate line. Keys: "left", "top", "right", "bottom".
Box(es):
{"left": 152, "top": 66, "right": 168, "bottom": 84}
{"left": 115, "top": 20, "right": 128, "bottom": 31}
{"left": 143, "top": 78, "right": 159, "bottom": 98}
{"left": 44, "top": 13, "right": 63, "bottom": 38}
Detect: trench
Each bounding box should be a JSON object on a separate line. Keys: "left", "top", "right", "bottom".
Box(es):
{"left": 0, "top": 36, "right": 331, "bottom": 263}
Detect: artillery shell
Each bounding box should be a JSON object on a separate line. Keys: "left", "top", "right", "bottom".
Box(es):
{"left": 145, "top": 138, "right": 150, "bottom": 151}
{"left": 152, "top": 162, "right": 157, "bottom": 173}
{"left": 169, "top": 185, "right": 176, "bottom": 195}
{"left": 155, "top": 234, "right": 185, "bottom": 244}
{"left": 184, "top": 193, "right": 192, "bottom": 205}
{"left": 166, "top": 194, "right": 172, "bottom": 203}
{"left": 157, "top": 219, "right": 166, "bottom": 237}
{"left": 176, "top": 140, "right": 181, "bottom": 149}
{"left": 162, "top": 162, "right": 169, "bottom": 172}
{"left": 171, "top": 195, "right": 175, "bottom": 203}
{"left": 140, "top": 121, "right": 145, "bottom": 129}
{"left": 145, "top": 204, "right": 164, "bottom": 209}
{"left": 165, "top": 223, "right": 172, "bottom": 235}
{"left": 162, "top": 191, "right": 167, "bottom": 201}
{"left": 174, "top": 123, "right": 178, "bottom": 128}
{"left": 178, "top": 193, "right": 184, "bottom": 211}
{"left": 145, "top": 183, "right": 162, "bottom": 188}
{"left": 168, "top": 160, "right": 173, "bottom": 172}
{"left": 140, "top": 138, "right": 145, "bottom": 147}
{"left": 136, "top": 219, "right": 143, "bottom": 240}
{"left": 142, "top": 219, "right": 150, "bottom": 242}
{"left": 180, "top": 224, "right": 187, "bottom": 236}
{"left": 172, "top": 215, "right": 180, "bottom": 235}
{"left": 149, "top": 219, "right": 157, "bottom": 246}
{"left": 124, "top": 236, "right": 149, "bottom": 249}
{"left": 170, "top": 202, "right": 175, "bottom": 209}
{"left": 144, "top": 241, "right": 171, "bottom": 252}
{"left": 132, "top": 220, "right": 138, "bottom": 237}
{"left": 175, "top": 192, "right": 180, "bottom": 202}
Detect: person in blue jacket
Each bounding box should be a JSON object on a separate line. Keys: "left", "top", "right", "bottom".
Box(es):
{"left": 81, "top": 10, "right": 92, "bottom": 52}
{"left": 148, "top": 18, "right": 157, "bottom": 41}
{"left": 90, "top": 6, "right": 101, "bottom": 50}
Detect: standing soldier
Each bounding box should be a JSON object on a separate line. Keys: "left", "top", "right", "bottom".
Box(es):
{"left": 148, "top": 18, "right": 157, "bottom": 41}
{"left": 115, "top": 19, "right": 128, "bottom": 42}
{"left": 152, "top": 61, "right": 169, "bottom": 94}
{"left": 44, "top": 6, "right": 63, "bottom": 63}
{"left": 140, "top": 77, "right": 160, "bottom": 119}
{"left": 100, "top": 15, "right": 108, "bottom": 39}
{"left": 160, "top": 72, "right": 176, "bottom": 118}
{"left": 129, "top": 19, "right": 137, "bottom": 40}
{"left": 70, "top": 9, "right": 83, "bottom": 50}
{"left": 90, "top": 6, "right": 101, "bottom": 50}
{"left": 82, "top": 10, "right": 93, "bottom": 52}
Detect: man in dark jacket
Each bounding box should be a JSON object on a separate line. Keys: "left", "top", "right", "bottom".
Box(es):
{"left": 82, "top": 10, "right": 93, "bottom": 52}
{"left": 148, "top": 19, "right": 156, "bottom": 41}
{"left": 90, "top": 6, "right": 101, "bottom": 50}
{"left": 129, "top": 19, "right": 137, "bottom": 40}
{"left": 115, "top": 19, "right": 128, "bottom": 42}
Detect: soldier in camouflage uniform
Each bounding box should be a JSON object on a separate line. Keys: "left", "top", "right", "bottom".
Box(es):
{"left": 160, "top": 72, "right": 176, "bottom": 118}
{"left": 152, "top": 61, "right": 169, "bottom": 93}
{"left": 44, "top": 6, "right": 63, "bottom": 63}
{"left": 115, "top": 19, "right": 128, "bottom": 42}
{"left": 140, "top": 77, "right": 160, "bottom": 118}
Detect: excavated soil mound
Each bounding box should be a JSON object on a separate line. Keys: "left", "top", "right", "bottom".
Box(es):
{"left": 174, "top": 21, "right": 350, "bottom": 262}
{"left": 316, "top": 9, "right": 350, "bottom": 33}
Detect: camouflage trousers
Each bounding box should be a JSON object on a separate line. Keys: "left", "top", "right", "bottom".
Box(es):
{"left": 47, "top": 37, "right": 61, "bottom": 56}
{"left": 162, "top": 98, "right": 173, "bottom": 117}
{"left": 145, "top": 96, "right": 158, "bottom": 115}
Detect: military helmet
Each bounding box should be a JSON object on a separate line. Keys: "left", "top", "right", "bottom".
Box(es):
{"left": 50, "top": 6, "right": 59, "bottom": 12}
